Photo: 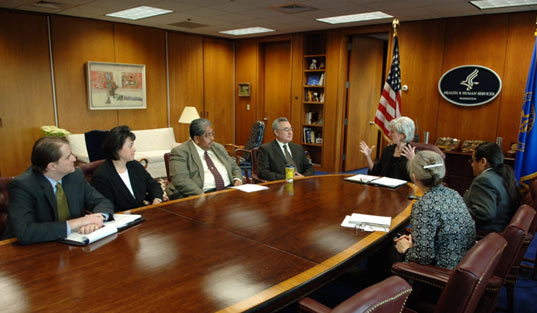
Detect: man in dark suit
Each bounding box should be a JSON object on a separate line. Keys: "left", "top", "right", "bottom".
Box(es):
{"left": 4, "top": 136, "right": 114, "bottom": 245}
{"left": 258, "top": 117, "right": 314, "bottom": 181}
{"left": 166, "top": 118, "right": 243, "bottom": 199}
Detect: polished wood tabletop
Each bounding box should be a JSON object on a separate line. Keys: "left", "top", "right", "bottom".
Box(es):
{"left": 0, "top": 175, "right": 417, "bottom": 313}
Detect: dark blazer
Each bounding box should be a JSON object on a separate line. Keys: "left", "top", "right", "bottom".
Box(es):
{"left": 463, "top": 169, "right": 514, "bottom": 232}
{"left": 370, "top": 144, "right": 411, "bottom": 182}
{"left": 165, "top": 140, "right": 243, "bottom": 198}
{"left": 4, "top": 167, "right": 114, "bottom": 245}
{"left": 258, "top": 140, "right": 314, "bottom": 181}
{"left": 91, "top": 159, "right": 163, "bottom": 212}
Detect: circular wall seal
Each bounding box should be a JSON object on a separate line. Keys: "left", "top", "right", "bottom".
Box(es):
{"left": 438, "top": 65, "right": 502, "bottom": 106}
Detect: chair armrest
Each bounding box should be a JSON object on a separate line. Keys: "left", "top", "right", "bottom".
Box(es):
{"left": 392, "top": 262, "right": 451, "bottom": 289}
{"left": 138, "top": 158, "right": 148, "bottom": 168}
{"left": 298, "top": 297, "right": 331, "bottom": 313}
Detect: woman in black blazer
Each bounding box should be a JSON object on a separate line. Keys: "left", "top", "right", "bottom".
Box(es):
{"left": 359, "top": 116, "right": 415, "bottom": 182}
{"left": 91, "top": 126, "right": 163, "bottom": 212}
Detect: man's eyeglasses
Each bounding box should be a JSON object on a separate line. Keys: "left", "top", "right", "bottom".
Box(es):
{"left": 279, "top": 127, "right": 293, "bottom": 132}
{"left": 202, "top": 132, "right": 215, "bottom": 138}
{"left": 468, "top": 158, "right": 475, "bottom": 165}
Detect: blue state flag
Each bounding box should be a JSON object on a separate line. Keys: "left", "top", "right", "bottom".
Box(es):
{"left": 515, "top": 37, "right": 537, "bottom": 188}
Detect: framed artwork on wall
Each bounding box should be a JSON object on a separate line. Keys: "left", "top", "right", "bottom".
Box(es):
{"left": 87, "top": 61, "right": 147, "bottom": 110}
{"left": 238, "top": 82, "right": 251, "bottom": 97}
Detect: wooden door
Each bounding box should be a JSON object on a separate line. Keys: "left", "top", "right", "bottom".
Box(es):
{"left": 344, "top": 36, "right": 385, "bottom": 171}
{"left": 261, "top": 41, "right": 291, "bottom": 142}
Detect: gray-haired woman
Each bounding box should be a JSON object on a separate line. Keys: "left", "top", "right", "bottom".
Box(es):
{"left": 395, "top": 150, "right": 476, "bottom": 269}
{"left": 360, "top": 116, "right": 416, "bottom": 181}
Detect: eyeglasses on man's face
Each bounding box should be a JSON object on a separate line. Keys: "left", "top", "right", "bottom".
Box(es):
{"left": 279, "top": 127, "right": 293, "bottom": 132}
{"left": 202, "top": 132, "right": 215, "bottom": 138}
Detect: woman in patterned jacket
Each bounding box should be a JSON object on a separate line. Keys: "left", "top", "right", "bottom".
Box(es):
{"left": 395, "top": 150, "right": 476, "bottom": 269}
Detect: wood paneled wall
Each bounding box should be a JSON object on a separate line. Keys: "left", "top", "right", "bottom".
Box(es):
{"left": 1, "top": 10, "right": 234, "bottom": 176}
{"left": 0, "top": 11, "right": 55, "bottom": 176}
{"left": 1, "top": 9, "right": 534, "bottom": 176}
{"left": 168, "top": 32, "right": 204, "bottom": 143}
{"left": 235, "top": 12, "right": 535, "bottom": 172}
{"left": 203, "top": 37, "right": 235, "bottom": 145}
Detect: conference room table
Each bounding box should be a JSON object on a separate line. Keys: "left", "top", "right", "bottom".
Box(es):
{"left": 0, "top": 174, "right": 418, "bottom": 312}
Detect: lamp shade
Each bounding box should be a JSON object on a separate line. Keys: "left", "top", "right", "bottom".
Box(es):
{"left": 178, "top": 106, "right": 200, "bottom": 124}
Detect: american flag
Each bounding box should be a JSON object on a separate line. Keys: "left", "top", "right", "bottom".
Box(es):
{"left": 375, "top": 35, "right": 401, "bottom": 137}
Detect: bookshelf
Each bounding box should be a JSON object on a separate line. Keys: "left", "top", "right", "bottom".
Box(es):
{"left": 302, "top": 33, "right": 326, "bottom": 167}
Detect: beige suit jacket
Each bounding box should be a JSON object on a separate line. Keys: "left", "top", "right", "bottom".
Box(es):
{"left": 166, "top": 140, "right": 243, "bottom": 198}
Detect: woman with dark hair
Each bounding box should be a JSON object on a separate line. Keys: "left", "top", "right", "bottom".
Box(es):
{"left": 91, "top": 126, "right": 163, "bottom": 212}
{"left": 463, "top": 142, "right": 520, "bottom": 232}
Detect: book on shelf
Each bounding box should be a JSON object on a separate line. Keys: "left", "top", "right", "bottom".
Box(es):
{"left": 318, "top": 73, "right": 324, "bottom": 86}
{"left": 61, "top": 213, "right": 144, "bottom": 246}
{"left": 341, "top": 213, "right": 391, "bottom": 232}
{"left": 344, "top": 175, "right": 407, "bottom": 188}
{"left": 305, "top": 112, "right": 320, "bottom": 125}
{"left": 306, "top": 73, "right": 321, "bottom": 86}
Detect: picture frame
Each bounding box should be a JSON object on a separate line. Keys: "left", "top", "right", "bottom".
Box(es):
{"left": 87, "top": 61, "right": 146, "bottom": 110}
{"left": 238, "top": 83, "right": 251, "bottom": 97}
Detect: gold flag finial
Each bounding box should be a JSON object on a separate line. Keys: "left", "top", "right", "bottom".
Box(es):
{"left": 534, "top": 15, "right": 537, "bottom": 36}
{"left": 393, "top": 18, "right": 400, "bottom": 37}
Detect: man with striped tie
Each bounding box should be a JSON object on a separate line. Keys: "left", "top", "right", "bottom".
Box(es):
{"left": 166, "top": 118, "right": 243, "bottom": 199}
{"left": 4, "top": 136, "right": 114, "bottom": 245}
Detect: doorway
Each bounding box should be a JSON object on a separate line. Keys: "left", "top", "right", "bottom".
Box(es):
{"left": 343, "top": 34, "right": 387, "bottom": 171}
{"left": 259, "top": 41, "right": 292, "bottom": 143}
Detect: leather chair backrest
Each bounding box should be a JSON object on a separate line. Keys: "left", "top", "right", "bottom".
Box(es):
{"left": 251, "top": 147, "right": 267, "bottom": 183}
{"left": 244, "top": 121, "right": 266, "bottom": 150}
{"left": 522, "top": 178, "right": 537, "bottom": 233}
{"left": 164, "top": 152, "right": 171, "bottom": 183}
{"left": 77, "top": 159, "right": 105, "bottom": 182}
{"left": 413, "top": 143, "right": 446, "bottom": 159}
{"left": 493, "top": 204, "right": 535, "bottom": 279}
{"left": 0, "top": 176, "right": 14, "bottom": 237}
{"left": 84, "top": 130, "right": 108, "bottom": 162}
{"left": 332, "top": 276, "right": 412, "bottom": 313}
{"left": 435, "top": 232, "right": 507, "bottom": 313}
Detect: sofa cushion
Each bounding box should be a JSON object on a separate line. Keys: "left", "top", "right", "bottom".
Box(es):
{"left": 134, "top": 128, "right": 177, "bottom": 152}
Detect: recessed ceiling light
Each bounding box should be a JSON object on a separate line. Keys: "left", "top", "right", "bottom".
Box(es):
{"left": 316, "top": 11, "right": 393, "bottom": 24}
{"left": 219, "top": 27, "right": 275, "bottom": 36}
{"left": 106, "top": 6, "right": 173, "bottom": 20}
{"left": 470, "top": 0, "right": 537, "bottom": 9}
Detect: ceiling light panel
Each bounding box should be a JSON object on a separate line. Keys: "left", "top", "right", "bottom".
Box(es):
{"left": 470, "top": 0, "right": 537, "bottom": 9}
{"left": 106, "top": 6, "right": 173, "bottom": 20}
{"left": 219, "top": 27, "right": 275, "bottom": 36}
{"left": 316, "top": 11, "right": 393, "bottom": 24}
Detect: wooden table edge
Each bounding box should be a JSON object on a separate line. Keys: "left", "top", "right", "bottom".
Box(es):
{"left": 216, "top": 181, "right": 421, "bottom": 313}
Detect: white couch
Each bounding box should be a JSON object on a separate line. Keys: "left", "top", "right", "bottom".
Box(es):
{"left": 67, "top": 127, "right": 180, "bottom": 178}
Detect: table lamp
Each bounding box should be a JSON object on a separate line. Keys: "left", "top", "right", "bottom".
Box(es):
{"left": 178, "top": 106, "right": 200, "bottom": 124}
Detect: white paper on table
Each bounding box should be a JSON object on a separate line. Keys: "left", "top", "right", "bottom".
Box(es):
{"left": 344, "top": 174, "right": 380, "bottom": 183}
{"left": 230, "top": 184, "right": 269, "bottom": 193}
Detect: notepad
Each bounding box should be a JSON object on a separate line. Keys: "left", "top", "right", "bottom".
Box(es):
{"left": 344, "top": 174, "right": 380, "bottom": 183}
{"left": 230, "top": 184, "right": 269, "bottom": 193}
{"left": 344, "top": 175, "right": 407, "bottom": 189}
{"left": 62, "top": 214, "right": 144, "bottom": 246}
{"left": 341, "top": 213, "right": 391, "bottom": 232}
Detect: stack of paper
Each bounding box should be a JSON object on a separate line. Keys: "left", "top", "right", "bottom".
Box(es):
{"left": 344, "top": 174, "right": 380, "bottom": 183}
{"left": 230, "top": 184, "right": 269, "bottom": 193}
{"left": 341, "top": 213, "right": 391, "bottom": 232}
{"left": 62, "top": 214, "right": 143, "bottom": 246}
{"left": 344, "top": 175, "right": 407, "bottom": 188}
